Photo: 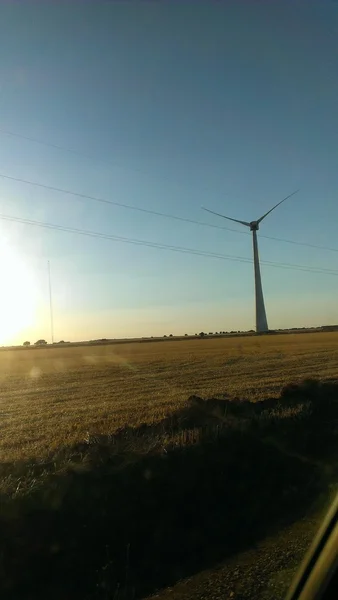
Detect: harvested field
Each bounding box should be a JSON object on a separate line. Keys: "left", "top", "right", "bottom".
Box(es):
{"left": 1, "top": 332, "right": 338, "bottom": 599}
{"left": 1, "top": 332, "right": 338, "bottom": 462}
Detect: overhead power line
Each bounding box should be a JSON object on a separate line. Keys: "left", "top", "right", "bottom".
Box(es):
{"left": 0, "top": 171, "right": 338, "bottom": 255}
{"left": 0, "top": 126, "right": 111, "bottom": 167}
{"left": 0, "top": 126, "right": 239, "bottom": 198}
{"left": 0, "top": 211, "right": 337, "bottom": 277}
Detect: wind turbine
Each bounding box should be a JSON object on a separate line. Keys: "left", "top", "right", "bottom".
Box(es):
{"left": 202, "top": 190, "right": 299, "bottom": 333}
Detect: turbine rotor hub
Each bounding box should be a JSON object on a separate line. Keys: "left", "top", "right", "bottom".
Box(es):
{"left": 250, "top": 221, "right": 259, "bottom": 231}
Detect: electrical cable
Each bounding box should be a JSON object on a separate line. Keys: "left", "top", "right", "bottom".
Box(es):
{"left": 1, "top": 211, "right": 338, "bottom": 277}
{"left": 0, "top": 126, "right": 337, "bottom": 254}
{"left": 1, "top": 171, "right": 338, "bottom": 255}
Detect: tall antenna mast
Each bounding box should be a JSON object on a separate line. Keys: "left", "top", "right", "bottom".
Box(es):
{"left": 47, "top": 260, "right": 54, "bottom": 344}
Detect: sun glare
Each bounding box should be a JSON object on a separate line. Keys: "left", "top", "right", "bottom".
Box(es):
{"left": 0, "top": 238, "right": 38, "bottom": 346}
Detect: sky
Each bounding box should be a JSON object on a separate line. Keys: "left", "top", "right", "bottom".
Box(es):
{"left": 0, "top": 1, "right": 338, "bottom": 345}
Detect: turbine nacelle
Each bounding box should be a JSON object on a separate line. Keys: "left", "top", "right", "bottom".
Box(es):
{"left": 249, "top": 221, "right": 259, "bottom": 231}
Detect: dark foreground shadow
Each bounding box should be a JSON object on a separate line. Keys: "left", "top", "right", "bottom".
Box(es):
{"left": 1, "top": 379, "right": 338, "bottom": 600}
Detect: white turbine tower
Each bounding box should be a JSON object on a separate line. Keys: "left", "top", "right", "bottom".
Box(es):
{"left": 202, "top": 190, "right": 299, "bottom": 333}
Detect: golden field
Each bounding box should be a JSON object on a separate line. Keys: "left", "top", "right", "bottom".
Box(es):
{"left": 1, "top": 332, "right": 338, "bottom": 463}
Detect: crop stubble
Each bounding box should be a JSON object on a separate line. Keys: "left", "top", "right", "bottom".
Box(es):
{"left": 1, "top": 332, "right": 338, "bottom": 462}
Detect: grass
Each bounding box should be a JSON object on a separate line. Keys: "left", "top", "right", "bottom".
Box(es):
{"left": 1, "top": 333, "right": 338, "bottom": 599}
{"left": 1, "top": 332, "right": 338, "bottom": 463}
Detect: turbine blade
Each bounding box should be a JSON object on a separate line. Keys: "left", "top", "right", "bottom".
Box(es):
{"left": 201, "top": 207, "right": 251, "bottom": 227}
{"left": 257, "top": 189, "right": 300, "bottom": 224}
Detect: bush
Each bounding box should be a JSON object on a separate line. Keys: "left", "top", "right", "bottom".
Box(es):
{"left": 23, "top": 341, "right": 30, "bottom": 346}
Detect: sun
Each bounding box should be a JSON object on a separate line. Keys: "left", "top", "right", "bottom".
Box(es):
{"left": 0, "top": 238, "right": 38, "bottom": 346}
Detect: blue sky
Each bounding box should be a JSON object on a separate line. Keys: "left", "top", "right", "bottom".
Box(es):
{"left": 0, "top": 1, "right": 338, "bottom": 344}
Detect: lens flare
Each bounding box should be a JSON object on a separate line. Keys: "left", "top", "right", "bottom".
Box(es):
{"left": 0, "top": 238, "right": 38, "bottom": 345}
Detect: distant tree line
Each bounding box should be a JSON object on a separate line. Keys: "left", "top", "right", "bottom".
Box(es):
{"left": 23, "top": 339, "right": 71, "bottom": 347}
{"left": 22, "top": 339, "right": 48, "bottom": 346}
